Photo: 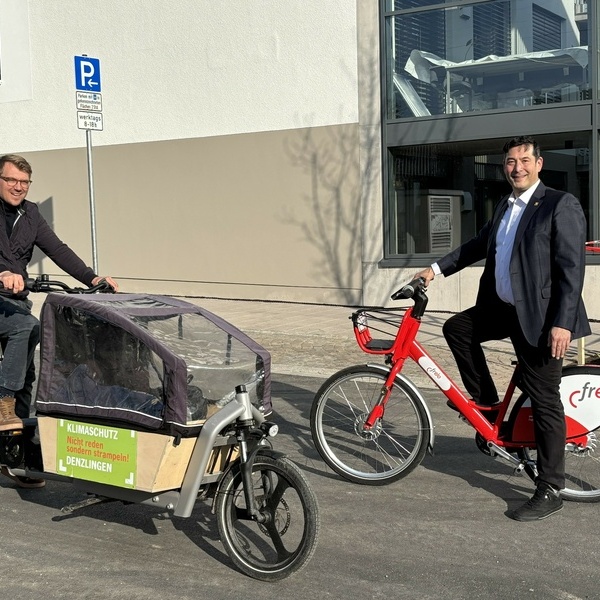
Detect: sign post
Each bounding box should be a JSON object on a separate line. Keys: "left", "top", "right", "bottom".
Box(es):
{"left": 74, "top": 55, "right": 103, "bottom": 273}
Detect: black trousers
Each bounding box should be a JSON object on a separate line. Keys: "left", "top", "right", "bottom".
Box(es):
{"left": 442, "top": 301, "right": 565, "bottom": 490}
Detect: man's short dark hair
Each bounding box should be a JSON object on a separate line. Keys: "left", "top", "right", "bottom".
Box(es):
{"left": 0, "top": 154, "right": 33, "bottom": 177}
{"left": 502, "top": 136, "right": 541, "bottom": 160}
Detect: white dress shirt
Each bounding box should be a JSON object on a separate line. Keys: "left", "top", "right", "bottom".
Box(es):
{"left": 495, "top": 180, "right": 540, "bottom": 304}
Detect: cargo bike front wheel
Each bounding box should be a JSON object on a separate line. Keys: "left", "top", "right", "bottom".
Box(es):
{"left": 215, "top": 450, "right": 320, "bottom": 582}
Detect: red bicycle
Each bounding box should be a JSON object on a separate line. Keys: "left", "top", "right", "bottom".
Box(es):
{"left": 310, "top": 278, "right": 600, "bottom": 501}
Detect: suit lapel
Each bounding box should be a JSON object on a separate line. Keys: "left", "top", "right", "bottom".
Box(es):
{"left": 488, "top": 195, "right": 510, "bottom": 257}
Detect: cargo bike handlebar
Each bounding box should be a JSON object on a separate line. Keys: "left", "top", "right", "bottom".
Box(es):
{"left": 23, "top": 274, "right": 114, "bottom": 294}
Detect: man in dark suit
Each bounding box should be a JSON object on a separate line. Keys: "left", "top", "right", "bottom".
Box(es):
{"left": 415, "top": 136, "right": 590, "bottom": 521}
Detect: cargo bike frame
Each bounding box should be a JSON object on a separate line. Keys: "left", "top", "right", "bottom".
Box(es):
{"left": 0, "top": 276, "right": 319, "bottom": 581}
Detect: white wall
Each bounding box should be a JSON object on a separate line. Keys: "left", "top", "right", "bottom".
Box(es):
{"left": 0, "top": 0, "right": 364, "bottom": 304}
{"left": 0, "top": 0, "right": 359, "bottom": 153}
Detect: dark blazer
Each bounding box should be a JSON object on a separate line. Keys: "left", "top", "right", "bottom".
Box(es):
{"left": 437, "top": 182, "right": 591, "bottom": 347}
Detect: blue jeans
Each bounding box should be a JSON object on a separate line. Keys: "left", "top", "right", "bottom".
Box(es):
{"left": 0, "top": 297, "right": 40, "bottom": 419}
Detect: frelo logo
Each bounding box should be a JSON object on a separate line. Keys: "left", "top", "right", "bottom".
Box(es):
{"left": 427, "top": 366, "right": 443, "bottom": 380}
{"left": 569, "top": 381, "right": 600, "bottom": 408}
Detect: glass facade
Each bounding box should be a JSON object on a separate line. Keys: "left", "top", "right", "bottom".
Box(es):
{"left": 386, "top": 1, "right": 588, "bottom": 119}
{"left": 381, "top": 0, "right": 596, "bottom": 262}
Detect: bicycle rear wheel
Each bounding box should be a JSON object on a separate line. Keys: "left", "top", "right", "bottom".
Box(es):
{"left": 517, "top": 444, "right": 600, "bottom": 502}
{"left": 215, "top": 452, "right": 319, "bottom": 581}
{"left": 512, "top": 366, "right": 600, "bottom": 502}
{"left": 310, "top": 365, "right": 430, "bottom": 485}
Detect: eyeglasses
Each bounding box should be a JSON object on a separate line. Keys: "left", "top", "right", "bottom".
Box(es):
{"left": 0, "top": 176, "right": 32, "bottom": 188}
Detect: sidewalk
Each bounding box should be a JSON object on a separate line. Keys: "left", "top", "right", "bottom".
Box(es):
{"left": 30, "top": 292, "right": 600, "bottom": 390}
{"left": 173, "top": 296, "right": 600, "bottom": 391}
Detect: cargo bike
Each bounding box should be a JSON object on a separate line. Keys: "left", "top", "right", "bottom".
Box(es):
{"left": 0, "top": 277, "right": 319, "bottom": 581}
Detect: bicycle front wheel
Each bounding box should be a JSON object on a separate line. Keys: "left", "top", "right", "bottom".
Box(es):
{"left": 310, "top": 365, "right": 430, "bottom": 485}
{"left": 215, "top": 452, "right": 320, "bottom": 581}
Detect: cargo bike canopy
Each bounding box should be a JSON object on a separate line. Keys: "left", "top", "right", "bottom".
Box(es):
{"left": 35, "top": 293, "right": 271, "bottom": 436}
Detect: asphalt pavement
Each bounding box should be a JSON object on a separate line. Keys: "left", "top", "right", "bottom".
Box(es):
{"left": 1, "top": 295, "right": 600, "bottom": 599}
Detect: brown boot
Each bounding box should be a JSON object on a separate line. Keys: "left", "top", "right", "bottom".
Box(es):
{"left": 0, "top": 466, "right": 45, "bottom": 488}
{"left": 0, "top": 396, "right": 23, "bottom": 431}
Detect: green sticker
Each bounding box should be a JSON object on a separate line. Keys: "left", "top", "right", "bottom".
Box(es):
{"left": 56, "top": 419, "right": 138, "bottom": 488}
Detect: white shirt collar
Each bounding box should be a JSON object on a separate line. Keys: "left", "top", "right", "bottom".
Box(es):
{"left": 508, "top": 179, "right": 541, "bottom": 205}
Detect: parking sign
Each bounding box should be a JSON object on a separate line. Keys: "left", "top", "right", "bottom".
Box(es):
{"left": 74, "top": 56, "right": 101, "bottom": 92}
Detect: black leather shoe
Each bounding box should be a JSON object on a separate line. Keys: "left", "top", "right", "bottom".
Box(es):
{"left": 508, "top": 483, "right": 563, "bottom": 522}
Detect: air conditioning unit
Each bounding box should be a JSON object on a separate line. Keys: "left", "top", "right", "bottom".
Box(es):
{"left": 398, "top": 189, "right": 465, "bottom": 254}
{"left": 426, "top": 193, "right": 462, "bottom": 253}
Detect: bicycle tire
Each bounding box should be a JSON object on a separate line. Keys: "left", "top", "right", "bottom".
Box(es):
{"left": 215, "top": 452, "right": 320, "bottom": 581}
{"left": 512, "top": 366, "right": 600, "bottom": 502}
{"left": 310, "top": 365, "right": 430, "bottom": 485}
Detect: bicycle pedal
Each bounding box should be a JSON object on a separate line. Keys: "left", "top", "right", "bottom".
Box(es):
{"left": 513, "top": 463, "right": 526, "bottom": 475}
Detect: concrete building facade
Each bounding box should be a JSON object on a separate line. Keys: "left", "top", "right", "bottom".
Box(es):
{"left": 1, "top": 1, "right": 598, "bottom": 317}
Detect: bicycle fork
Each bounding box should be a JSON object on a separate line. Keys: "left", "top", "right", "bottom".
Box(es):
{"left": 234, "top": 384, "right": 280, "bottom": 525}
{"left": 363, "top": 386, "right": 389, "bottom": 430}
{"left": 363, "top": 366, "right": 402, "bottom": 430}
{"left": 237, "top": 429, "right": 267, "bottom": 524}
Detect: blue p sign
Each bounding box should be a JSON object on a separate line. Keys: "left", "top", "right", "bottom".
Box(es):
{"left": 74, "top": 56, "right": 101, "bottom": 92}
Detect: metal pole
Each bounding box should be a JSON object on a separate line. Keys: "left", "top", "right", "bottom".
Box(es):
{"left": 85, "top": 129, "right": 99, "bottom": 273}
{"left": 577, "top": 337, "right": 586, "bottom": 365}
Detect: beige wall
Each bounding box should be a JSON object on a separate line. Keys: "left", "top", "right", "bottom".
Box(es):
{"left": 22, "top": 124, "right": 363, "bottom": 304}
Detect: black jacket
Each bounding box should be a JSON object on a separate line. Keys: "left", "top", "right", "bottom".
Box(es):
{"left": 0, "top": 199, "right": 96, "bottom": 297}
{"left": 438, "top": 183, "right": 590, "bottom": 346}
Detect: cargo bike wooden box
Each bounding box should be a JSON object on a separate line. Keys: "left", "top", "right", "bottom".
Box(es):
{"left": 1, "top": 287, "right": 319, "bottom": 581}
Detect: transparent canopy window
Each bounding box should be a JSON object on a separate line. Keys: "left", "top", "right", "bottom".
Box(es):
{"left": 35, "top": 294, "right": 271, "bottom": 435}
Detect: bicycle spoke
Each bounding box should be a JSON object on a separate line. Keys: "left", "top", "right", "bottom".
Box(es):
{"left": 311, "top": 367, "right": 429, "bottom": 483}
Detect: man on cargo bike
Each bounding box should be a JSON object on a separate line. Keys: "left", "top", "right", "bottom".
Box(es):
{"left": 0, "top": 154, "right": 118, "bottom": 487}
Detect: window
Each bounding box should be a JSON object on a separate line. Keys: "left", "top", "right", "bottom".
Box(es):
{"left": 385, "top": 0, "right": 589, "bottom": 119}
{"left": 0, "top": 4, "right": 33, "bottom": 102}
{"left": 386, "top": 135, "right": 591, "bottom": 258}
{"left": 532, "top": 4, "right": 563, "bottom": 51}
{"left": 381, "top": 1, "right": 594, "bottom": 260}
{"left": 473, "top": 2, "right": 510, "bottom": 59}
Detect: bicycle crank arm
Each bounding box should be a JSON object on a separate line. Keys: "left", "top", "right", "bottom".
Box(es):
{"left": 486, "top": 441, "right": 527, "bottom": 473}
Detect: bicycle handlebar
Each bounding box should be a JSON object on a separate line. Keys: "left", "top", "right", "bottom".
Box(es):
{"left": 391, "top": 277, "right": 425, "bottom": 300}
{"left": 390, "top": 277, "right": 429, "bottom": 319}
{"left": 1, "top": 275, "right": 115, "bottom": 295}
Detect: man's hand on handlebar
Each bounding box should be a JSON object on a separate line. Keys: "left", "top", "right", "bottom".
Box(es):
{"left": 0, "top": 273, "right": 119, "bottom": 294}
{"left": 0, "top": 271, "right": 25, "bottom": 294}
{"left": 91, "top": 276, "right": 119, "bottom": 292}
{"left": 392, "top": 268, "right": 435, "bottom": 300}
{"left": 412, "top": 267, "right": 435, "bottom": 287}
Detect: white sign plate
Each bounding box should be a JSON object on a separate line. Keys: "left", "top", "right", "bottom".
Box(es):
{"left": 76, "top": 91, "right": 102, "bottom": 111}
{"left": 77, "top": 111, "right": 104, "bottom": 131}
